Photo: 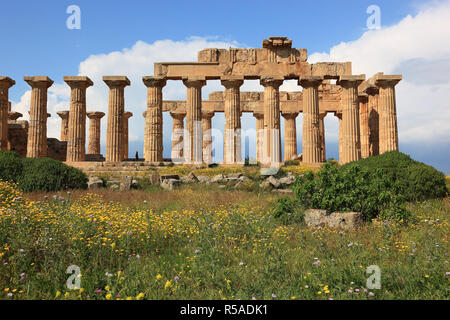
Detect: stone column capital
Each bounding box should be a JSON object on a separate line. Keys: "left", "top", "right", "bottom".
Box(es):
{"left": 103, "top": 76, "right": 130, "bottom": 88}
{"left": 170, "top": 112, "right": 186, "bottom": 120}
{"left": 281, "top": 112, "right": 298, "bottom": 119}
{"left": 334, "top": 111, "right": 342, "bottom": 119}
{"left": 63, "top": 76, "right": 93, "bottom": 88}
{"left": 8, "top": 112, "right": 22, "bottom": 121}
{"left": 124, "top": 111, "right": 133, "bottom": 119}
{"left": 358, "top": 93, "right": 369, "bottom": 103}
{"left": 202, "top": 111, "right": 214, "bottom": 120}
{"left": 337, "top": 75, "right": 366, "bottom": 88}
{"left": 24, "top": 76, "right": 53, "bottom": 88}
{"left": 57, "top": 110, "right": 70, "bottom": 119}
{"left": 260, "top": 77, "right": 283, "bottom": 89}
{"left": 182, "top": 77, "right": 206, "bottom": 88}
{"left": 86, "top": 111, "right": 105, "bottom": 119}
{"left": 221, "top": 76, "right": 244, "bottom": 89}
{"left": 298, "top": 76, "right": 323, "bottom": 88}
{"left": 253, "top": 112, "right": 264, "bottom": 120}
{"left": 375, "top": 74, "right": 402, "bottom": 88}
{"left": 362, "top": 84, "right": 379, "bottom": 96}
{"left": 0, "top": 76, "right": 15, "bottom": 88}
{"left": 319, "top": 112, "right": 328, "bottom": 119}
{"left": 142, "top": 76, "right": 167, "bottom": 88}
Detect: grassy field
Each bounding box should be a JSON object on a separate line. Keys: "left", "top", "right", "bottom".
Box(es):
{"left": 0, "top": 178, "right": 449, "bottom": 300}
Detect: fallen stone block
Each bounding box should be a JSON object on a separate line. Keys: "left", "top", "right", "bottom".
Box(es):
{"left": 304, "top": 209, "right": 363, "bottom": 230}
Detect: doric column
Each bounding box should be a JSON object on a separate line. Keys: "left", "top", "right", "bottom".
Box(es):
{"left": 221, "top": 77, "right": 243, "bottom": 164}
{"left": 183, "top": 77, "right": 206, "bottom": 164}
{"left": 170, "top": 112, "right": 185, "bottom": 163}
{"left": 64, "top": 76, "right": 93, "bottom": 162}
{"left": 364, "top": 85, "right": 380, "bottom": 156}
{"left": 253, "top": 112, "right": 264, "bottom": 163}
{"left": 260, "top": 77, "right": 283, "bottom": 167}
{"left": 24, "top": 76, "right": 53, "bottom": 158}
{"left": 122, "top": 111, "right": 133, "bottom": 160}
{"left": 0, "top": 77, "right": 15, "bottom": 151}
{"left": 142, "top": 76, "right": 166, "bottom": 162}
{"left": 56, "top": 110, "right": 70, "bottom": 142}
{"left": 282, "top": 112, "right": 298, "bottom": 162}
{"left": 299, "top": 76, "right": 323, "bottom": 165}
{"left": 376, "top": 75, "right": 402, "bottom": 154}
{"left": 358, "top": 93, "right": 370, "bottom": 159}
{"left": 202, "top": 112, "right": 214, "bottom": 164}
{"left": 335, "top": 112, "right": 343, "bottom": 162}
{"left": 103, "top": 76, "right": 130, "bottom": 163}
{"left": 337, "top": 75, "right": 365, "bottom": 164}
{"left": 319, "top": 112, "right": 327, "bottom": 162}
{"left": 86, "top": 111, "right": 105, "bottom": 154}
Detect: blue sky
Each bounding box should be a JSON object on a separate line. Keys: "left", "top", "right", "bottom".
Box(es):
{"left": 2, "top": 0, "right": 450, "bottom": 173}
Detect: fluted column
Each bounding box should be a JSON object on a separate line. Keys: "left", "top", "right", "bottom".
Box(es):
{"left": 142, "top": 76, "right": 166, "bottom": 162}
{"left": 122, "top": 111, "right": 133, "bottom": 160}
{"left": 202, "top": 112, "right": 214, "bottom": 164}
{"left": 0, "top": 77, "right": 15, "bottom": 151}
{"left": 260, "top": 77, "right": 283, "bottom": 167}
{"left": 64, "top": 76, "right": 93, "bottom": 162}
{"left": 337, "top": 75, "right": 365, "bottom": 164}
{"left": 170, "top": 112, "right": 185, "bottom": 163}
{"left": 334, "top": 112, "right": 343, "bottom": 162}
{"left": 319, "top": 112, "right": 327, "bottom": 162}
{"left": 86, "top": 111, "right": 105, "bottom": 154}
{"left": 364, "top": 85, "right": 380, "bottom": 156}
{"left": 24, "top": 76, "right": 53, "bottom": 158}
{"left": 376, "top": 75, "right": 402, "bottom": 154}
{"left": 103, "top": 76, "right": 130, "bottom": 163}
{"left": 183, "top": 77, "right": 206, "bottom": 164}
{"left": 299, "top": 76, "right": 323, "bottom": 165}
{"left": 56, "top": 110, "right": 70, "bottom": 142}
{"left": 221, "top": 77, "right": 243, "bottom": 164}
{"left": 253, "top": 112, "right": 264, "bottom": 163}
{"left": 358, "top": 93, "right": 370, "bottom": 159}
{"left": 282, "top": 112, "right": 298, "bottom": 162}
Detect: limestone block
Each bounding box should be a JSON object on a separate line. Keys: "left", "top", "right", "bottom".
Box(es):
{"left": 161, "top": 179, "right": 181, "bottom": 190}
{"left": 88, "top": 176, "right": 104, "bottom": 189}
{"left": 304, "top": 209, "right": 363, "bottom": 230}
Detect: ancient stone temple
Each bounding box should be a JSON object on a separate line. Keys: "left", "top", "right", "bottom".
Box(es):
{"left": 1, "top": 37, "right": 402, "bottom": 167}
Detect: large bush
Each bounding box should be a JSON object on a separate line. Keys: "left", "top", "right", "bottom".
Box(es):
{"left": 0, "top": 151, "right": 23, "bottom": 182}
{"left": 344, "top": 151, "right": 448, "bottom": 201}
{"left": 18, "top": 157, "right": 88, "bottom": 192}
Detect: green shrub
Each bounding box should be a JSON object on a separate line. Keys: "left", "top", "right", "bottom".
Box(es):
{"left": 18, "top": 158, "right": 88, "bottom": 192}
{"left": 273, "top": 197, "right": 305, "bottom": 225}
{"left": 344, "top": 151, "right": 448, "bottom": 201}
{"left": 0, "top": 151, "right": 23, "bottom": 182}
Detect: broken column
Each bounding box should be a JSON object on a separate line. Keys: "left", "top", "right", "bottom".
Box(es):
{"left": 103, "top": 76, "right": 130, "bottom": 163}
{"left": 375, "top": 75, "right": 402, "bottom": 154}
{"left": 56, "top": 110, "right": 70, "bottom": 142}
{"left": 299, "top": 76, "right": 323, "bottom": 165}
{"left": 202, "top": 111, "right": 214, "bottom": 164}
{"left": 86, "top": 111, "right": 105, "bottom": 155}
{"left": 253, "top": 112, "right": 264, "bottom": 163}
{"left": 64, "top": 76, "right": 93, "bottom": 162}
{"left": 24, "top": 76, "right": 53, "bottom": 158}
{"left": 221, "top": 76, "right": 243, "bottom": 164}
{"left": 260, "top": 77, "right": 283, "bottom": 167}
{"left": 337, "top": 75, "right": 365, "bottom": 164}
{"left": 122, "top": 111, "right": 133, "bottom": 160}
{"left": 0, "top": 77, "right": 15, "bottom": 151}
{"left": 183, "top": 77, "right": 206, "bottom": 164}
{"left": 142, "top": 76, "right": 166, "bottom": 162}
{"left": 358, "top": 93, "right": 370, "bottom": 159}
{"left": 282, "top": 112, "right": 298, "bottom": 162}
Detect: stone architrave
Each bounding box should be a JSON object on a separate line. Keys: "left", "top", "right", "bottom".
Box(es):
{"left": 299, "top": 76, "right": 323, "bottom": 165}
{"left": 182, "top": 77, "right": 206, "bottom": 164}
{"left": 253, "top": 112, "right": 264, "bottom": 163}
{"left": 364, "top": 85, "right": 380, "bottom": 156}
{"left": 64, "top": 76, "right": 93, "bottom": 162}
{"left": 142, "top": 76, "right": 166, "bottom": 162}
{"left": 122, "top": 111, "right": 133, "bottom": 160}
{"left": 86, "top": 111, "right": 105, "bottom": 155}
{"left": 221, "top": 76, "right": 243, "bottom": 164}
{"left": 358, "top": 93, "right": 370, "bottom": 159}
{"left": 319, "top": 112, "right": 327, "bottom": 162}
{"left": 0, "top": 77, "right": 15, "bottom": 151}
{"left": 56, "top": 110, "right": 70, "bottom": 142}
{"left": 170, "top": 112, "right": 185, "bottom": 163}
{"left": 375, "top": 75, "right": 402, "bottom": 154}
{"left": 103, "top": 76, "right": 130, "bottom": 163}
{"left": 24, "top": 76, "right": 53, "bottom": 158}
{"left": 337, "top": 75, "right": 365, "bottom": 164}
{"left": 260, "top": 77, "right": 283, "bottom": 167}
{"left": 281, "top": 112, "right": 298, "bottom": 162}
{"left": 202, "top": 112, "right": 214, "bottom": 164}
